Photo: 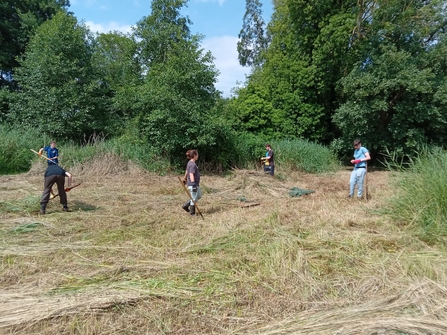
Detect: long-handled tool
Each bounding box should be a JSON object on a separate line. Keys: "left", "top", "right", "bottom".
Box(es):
{"left": 51, "top": 183, "right": 82, "bottom": 199}
{"left": 365, "top": 162, "right": 369, "bottom": 201}
{"left": 30, "top": 148, "right": 57, "bottom": 164}
{"left": 178, "top": 176, "right": 204, "bottom": 219}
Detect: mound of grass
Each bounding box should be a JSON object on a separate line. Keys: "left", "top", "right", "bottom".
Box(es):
{"left": 0, "top": 195, "right": 41, "bottom": 214}
{"left": 10, "top": 222, "right": 42, "bottom": 234}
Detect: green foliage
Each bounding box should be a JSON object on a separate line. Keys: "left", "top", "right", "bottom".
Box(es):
{"left": 230, "top": 0, "right": 334, "bottom": 141}
{"left": 272, "top": 139, "right": 340, "bottom": 173}
{"left": 0, "top": 0, "right": 70, "bottom": 81}
{"left": 10, "top": 11, "right": 114, "bottom": 139}
{"left": 385, "top": 146, "right": 447, "bottom": 242}
{"left": 237, "top": 0, "right": 269, "bottom": 67}
{"left": 0, "top": 87, "right": 15, "bottom": 122}
{"left": 0, "top": 124, "right": 43, "bottom": 174}
{"left": 234, "top": 0, "right": 447, "bottom": 157}
{"left": 123, "top": 0, "right": 221, "bottom": 162}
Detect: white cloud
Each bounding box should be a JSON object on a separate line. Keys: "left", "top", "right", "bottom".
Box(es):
{"left": 195, "top": 0, "right": 227, "bottom": 6}
{"left": 202, "top": 35, "right": 248, "bottom": 97}
{"left": 86, "top": 21, "right": 133, "bottom": 34}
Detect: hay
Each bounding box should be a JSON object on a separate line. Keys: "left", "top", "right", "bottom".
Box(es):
{"left": 0, "top": 290, "right": 142, "bottom": 330}
{"left": 242, "top": 280, "right": 447, "bottom": 335}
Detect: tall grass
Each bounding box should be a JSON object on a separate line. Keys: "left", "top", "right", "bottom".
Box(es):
{"left": 0, "top": 124, "right": 340, "bottom": 175}
{"left": 272, "top": 139, "right": 340, "bottom": 173}
{"left": 385, "top": 146, "right": 447, "bottom": 241}
{"left": 0, "top": 125, "right": 48, "bottom": 174}
{"left": 60, "top": 137, "right": 171, "bottom": 173}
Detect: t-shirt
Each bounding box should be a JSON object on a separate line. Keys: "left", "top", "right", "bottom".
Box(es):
{"left": 266, "top": 149, "right": 274, "bottom": 166}
{"left": 44, "top": 165, "right": 66, "bottom": 177}
{"left": 186, "top": 160, "right": 200, "bottom": 186}
{"left": 43, "top": 146, "right": 59, "bottom": 165}
{"left": 353, "top": 146, "right": 368, "bottom": 168}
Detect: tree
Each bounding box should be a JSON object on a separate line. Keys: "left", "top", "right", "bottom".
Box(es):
{"left": 333, "top": 0, "right": 447, "bottom": 154}
{"left": 0, "top": 0, "right": 70, "bottom": 86}
{"left": 237, "top": 0, "right": 269, "bottom": 67}
{"left": 93, "top": 31, "right": 140, "bottom": 123}
{"left": 10, "top": 11, "right": 113, "bottom": 139}
{"left": 126, "top": 0, "right": 221, "bottom": 160}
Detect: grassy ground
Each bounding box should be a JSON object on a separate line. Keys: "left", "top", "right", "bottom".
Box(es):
{"left": 1, "top": 158, "right": 447, "bottom": 334}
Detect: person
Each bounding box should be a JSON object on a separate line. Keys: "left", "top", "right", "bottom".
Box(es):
{"left": 261, "top": 143, "right": 275, "bottom": 176}
{"left": 349, "top": 139, "right": 371, "bottom": 198}
{"left": 38, "top": 141, "right": 59, "bottom": 165}
{"left": 181, "top": 149, "right": 202, "bottom": 216}
{"left": 40, "top": 164, "right": 72, "bottom": 214}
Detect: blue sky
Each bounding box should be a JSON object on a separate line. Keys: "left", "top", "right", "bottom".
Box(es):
{"left": 69, "top": 0, "right": 273, "bottom": 96}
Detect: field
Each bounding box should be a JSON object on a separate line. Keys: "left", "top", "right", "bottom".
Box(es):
{"left": 1, "top": 157, "right": 447, "bottom": 334}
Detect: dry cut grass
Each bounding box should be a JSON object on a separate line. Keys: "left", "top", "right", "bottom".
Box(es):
{"left": 1, "top": 158, "right": 447, "bottom": 334}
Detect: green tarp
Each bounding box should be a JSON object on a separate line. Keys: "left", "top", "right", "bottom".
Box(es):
{"left": 289, "top": 187, "right": 315, "bottom": 197}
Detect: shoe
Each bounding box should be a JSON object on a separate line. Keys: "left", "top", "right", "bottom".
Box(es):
{"left": 63, "top": 206, "right": 69, "bottom": 212}
{"left": 40, "top": 204, "right": 46, "bottom": 215}
{"left": 182, "top": 201, "right": 190, "bottom": 213}
{"left": 347, "top": 194, "right": 353, "bottom": 198}
{"left": 190, "top": 205, "right": 196, "bottom": 216}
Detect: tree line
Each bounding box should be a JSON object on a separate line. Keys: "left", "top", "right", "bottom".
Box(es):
{"left": 1, "top": 0, "right": 447, "bottom": 169}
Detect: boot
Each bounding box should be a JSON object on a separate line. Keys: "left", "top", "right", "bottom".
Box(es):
{"left": 182, "top": 200, "right": 190, "bottom": 212}
{"left": 190, "top": 205, "right": 196, "bottom": 216}
{"left": 40, "top": 204, "right": 46, "bottom": 215}
{"left": 62, "top": 204, "right": 69, "bottom": 212}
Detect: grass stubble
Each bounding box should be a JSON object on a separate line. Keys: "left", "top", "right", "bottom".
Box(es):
{"left": 1, "top": 158, "right": 447, "bottom": 334}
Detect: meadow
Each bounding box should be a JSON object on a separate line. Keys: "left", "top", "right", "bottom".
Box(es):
{"left": 1, "top": 153, "right": 447, "bottom": 334}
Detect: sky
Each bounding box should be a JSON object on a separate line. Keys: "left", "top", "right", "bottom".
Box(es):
{"left": 68, "top": 0, "right": 274, "bottom": 96}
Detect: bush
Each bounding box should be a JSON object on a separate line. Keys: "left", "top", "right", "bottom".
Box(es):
{"left": 385, "top": 146, "right": 447, "bottom": 241}
{"left": 0, "top": 125, "right": 44, "bottom": 174}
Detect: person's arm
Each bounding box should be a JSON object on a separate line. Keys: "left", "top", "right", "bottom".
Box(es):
{"left": 351, "top": 151, "right": 371, "bottom": 164}
{"left": 65, "top": 172, "right": 72, "bottom": 187}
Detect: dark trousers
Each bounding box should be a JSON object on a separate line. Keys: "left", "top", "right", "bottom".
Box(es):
{"left": 264, "top": 165, "right": 275, "bottom": 176}
{"left": 41, "top": 175, "right": 67, "bottom": 205}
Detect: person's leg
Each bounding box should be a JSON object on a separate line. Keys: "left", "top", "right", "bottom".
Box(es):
{"left": 55, "top": 175, "right": 68, "bottom": 210}
{"left": 357, "top": 169, "right": 367, "bottom": 197}
{"left": 182, "top": 200, "right": 190, "bottom": 212}
{"left": 270, "top": 165, "right": 275, "bottom": 176}
{"left": 349, "top": 169, "right": 357, "bottom": 196}
{"left": 188, "top": 186, "right": 202, "bottom": 215}
{"left": 40, "top": 176, "right": 57, "bottom": 213}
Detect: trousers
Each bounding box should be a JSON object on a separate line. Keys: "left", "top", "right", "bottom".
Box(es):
{"left": 187, "top": 185, "right": 202, "bottom": 206}
{"left": 350, "top": 168, "right": 366, "bottom": 197}
{"left": 41, "top": 175, "right": 67, "bottom": 205}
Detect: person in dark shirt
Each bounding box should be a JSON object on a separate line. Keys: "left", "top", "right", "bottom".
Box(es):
{"left": 261, "top": 143, "right": 275, "bottom": 176}
{"left": 181, "top": 149, "right": 202, "bottom": 216}
{"left": 40, "top": 165, "right": 72, "bottom": 214}
{"left": 38, "top": 141, "right": 59, "bottom": 165}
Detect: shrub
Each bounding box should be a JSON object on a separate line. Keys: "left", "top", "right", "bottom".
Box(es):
{"left": 0, "top": 125, "right": 44, "bottom": 174}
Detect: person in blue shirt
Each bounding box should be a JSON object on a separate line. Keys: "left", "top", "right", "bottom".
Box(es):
{"left": 349, "top": 139, "right": 371, "bottom": 198}
{"left": 38, "top": 141, "right": 59, "bottom": 165}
